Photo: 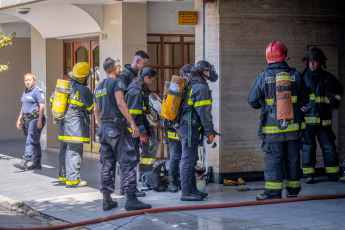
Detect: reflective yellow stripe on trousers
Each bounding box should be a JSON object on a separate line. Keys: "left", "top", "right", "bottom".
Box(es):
{"left": 140, "top": 158, "right": 156, "bottom": 165}
{"left": 335, "top": 94, "right": 341, "bottom": 101}
{"left": 302, "top": 167, "right": 315, "bottom": 174}
{"left": 325, "top": 166, "right": 339, "bottom": 174}
{"left": 265, "top": 182, "right": 283, "bottom": 190}
{"left": 286, "top": 180, "right": 301, "bottom": 188}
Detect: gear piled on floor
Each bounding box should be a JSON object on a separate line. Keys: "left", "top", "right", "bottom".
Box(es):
{"left": 223, "top": 178, "right": 246, "bottom": 186}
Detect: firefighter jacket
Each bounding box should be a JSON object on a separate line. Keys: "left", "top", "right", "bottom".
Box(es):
{"left": 50, "top": 80, "right": 94, "bottom": 143}
{"left": 182, "top": 78, "right": 215, "bottom": 137}
{"left": 125, "top": 82, "right": 151, "bottom": 136}
{"left": 120, "top": 64, "right": 138, "bottom": 89}
{"left": 247, "top": 62, "right": 309, "bottom": 142}
{"left": 302, "top": 68, "right": 343, "bottom": 126}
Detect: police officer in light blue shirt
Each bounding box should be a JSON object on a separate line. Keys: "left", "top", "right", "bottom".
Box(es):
{"left": 14, "top": 73, "right": 46, "bottom": 171}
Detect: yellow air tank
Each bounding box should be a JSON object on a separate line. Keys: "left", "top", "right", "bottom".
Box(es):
{"left": 163, "top": 76, "right": 187, "bottom": 121}
{"left": 161, "top": 81, "right": 170, "bottom": 117}
{"left": 52, "top": 79, "right": 71, "bottom": 119}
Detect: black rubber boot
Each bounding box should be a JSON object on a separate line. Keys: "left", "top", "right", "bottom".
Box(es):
{"left": 135, "top": 188, "right": 146, "bottom": 197}
{"left": 180, "top": 193, "right": 203, "bottom": 201}
{"left": 256, "top": 193, "right": 282, "bottom": 201}
{"left": 13, "top": 159, "right": 29, "bottom": 171}
{"left": 305, "top": 177, "right": 315, "bottom": 184}
{"left": 168, "top": 176, "right": 178, "bottom": 193}
{"left": 125, "top": 193, "right": 152, "bottom": 211}
{"left": 103, "top": 192, "right": 118, "bottom": 211}
{"left": 27, "top": 157, "right": 42, "bottom": 170}
{"left": 191, "top": 189, "right": 208, "bottom": 198}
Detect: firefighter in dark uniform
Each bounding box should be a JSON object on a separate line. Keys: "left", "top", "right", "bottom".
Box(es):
{"left": 301, "top": 47, "right": 343, "bottom": 183}
{"left": 167, "top": 64, "right": 193, "bottom": 193}
{"left": 94, "top": 57, "right": 152, "bottom": 211}
{"left": 50, "top": 62, "right": 94, "bottom": 188}
{"left": 14, "top": 73, "right": 46, "bottom": 170}
{"left": 175, "top": 61, "right": 218, "bottom": 201}
{"left": 120, "top": 50, "right": 149, "bottom": 89}
{"left": 119, "top": 50, "right": 153, "bottom": 192}
{"left": 247, "top": 41, "right": 309, "bottom": 200}
{"left": 125, "top": 67, "right": 158, "bottom": 181}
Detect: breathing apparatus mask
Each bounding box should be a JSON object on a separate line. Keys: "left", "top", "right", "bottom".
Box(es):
{"left": 195, "top": 61, "right": 219, "bottom": 82}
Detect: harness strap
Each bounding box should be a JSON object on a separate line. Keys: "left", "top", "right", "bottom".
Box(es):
{"left": 182, "top": 110, "right": 201, "bottom": 148}
{"left": 164, "top": 125, "right": 170, "bottom": 160}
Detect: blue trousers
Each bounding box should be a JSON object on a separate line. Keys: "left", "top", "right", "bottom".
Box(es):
{"left": 261, "top": 140, "right": 301, "bottom": 197}
{"left": 23, "top": 117, "right": 46, "bottom": 161}
{"left": 177, "top": 124, "right": 200, "bottom": 194}
{"left": 98, "top": 125, "right": 137, "bottom": 194}
{"left": 168, "top": 139, "right": 182, "bottom": 178}
{"left": 301, "top": 125, "right": 339, "bottom": 178}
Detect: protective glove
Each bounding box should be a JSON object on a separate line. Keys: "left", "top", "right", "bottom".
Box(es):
{"left": 206, "top": 134, "right": 215, "bottom": 144}
{"left": 237, "top": 178, "right": 246, "bottom": 185}
{"left": 140, "top": 134, "right": 148, "bottom": 142}
{"left": 223, "top": 179, "right": 238, "bottom": 186}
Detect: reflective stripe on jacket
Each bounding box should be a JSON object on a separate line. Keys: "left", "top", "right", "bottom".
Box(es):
{"left": 125, "top": 82, "right": 150, "bottom": 136}
{"left": 184, "top": 79, "right": 214, "bottom": 136}
{"left": 50, "top": 80, "right": 94, "bottom": 143}
{"left": 247, "top": 62, "right": 309, "bottom": 142}
{"left": 302, "top": 68, "right": 343, "bottom": 126}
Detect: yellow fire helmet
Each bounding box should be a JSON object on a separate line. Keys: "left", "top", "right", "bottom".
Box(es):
{"left": 68, "top": 62, "right": 92, "bottom": 79}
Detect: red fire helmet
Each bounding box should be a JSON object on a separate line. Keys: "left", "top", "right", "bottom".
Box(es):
{"left": 266, "top": 41, "right": 288, "bottom": 64}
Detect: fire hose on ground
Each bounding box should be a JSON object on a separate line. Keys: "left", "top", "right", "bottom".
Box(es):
{"left": 1, "top": 193, "right": 345, "bottom": 230}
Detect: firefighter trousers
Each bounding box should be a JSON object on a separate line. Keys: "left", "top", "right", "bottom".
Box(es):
{"left": 138, "top": 131, "right": 158, "bottom": 178}
{"left": 59, "top": 141, "right": 83, "bottom": 185}
{"left": 261, "top": 140, "right": 301, "bottom": 197}
{"left": 301, "top": 125, "right": 339, "bottom": 178}
{"left": 177, "top": 124, "right": 200, "bottom": 195}
{"left": 23, "top": 117, "right": 46, "bottom": 161}
{"left": 168, "top": 139, "right": 182, "bottom": 178}
{"left": 98, "top": 125, "right": 137, "bottom": 194}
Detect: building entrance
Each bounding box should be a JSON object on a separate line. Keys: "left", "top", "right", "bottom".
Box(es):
{"left": 63, "top": 37, "right": 100, "bottom": 153}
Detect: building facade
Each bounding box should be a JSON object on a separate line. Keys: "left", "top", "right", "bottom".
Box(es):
{"left": 0, "top": 0, "right": 344, "bottom": 183}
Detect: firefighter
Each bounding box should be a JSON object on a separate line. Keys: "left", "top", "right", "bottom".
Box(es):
{"left": 166, "top": 64, "right": 193, "bottom": 193}
{"left": 14, "top": 73, "right": 46, "bottom": 171}
{"left": 125, "top": 67, "right": 158, "bottom": 182}
{"left": 175, "top": 60, "right": 218, "bottom": 201}
{"left": 50, "top": 62, "right": 94, "bottom": 188}
{"left": 94, "top": 57, "right": 152, "bottom": 211}
{"left": 247, "top": 41, "right": 309, "bottom": 200}
{"left": 120, "top": 50, "right": 149, "bottom": 89}
{"left": 301, "top": 47, "right": 343, "bottom": 183}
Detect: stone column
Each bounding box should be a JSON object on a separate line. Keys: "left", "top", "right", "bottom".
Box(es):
{"left": 31, "top": 27, "right": 47, "bottom": 150}
{"left": 100, "top": 2, "right": 147, "bottom": 79}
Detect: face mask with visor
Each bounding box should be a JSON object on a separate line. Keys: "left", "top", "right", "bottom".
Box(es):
{"left": 202, "top": 65, "right": 218, "bottom": 82}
